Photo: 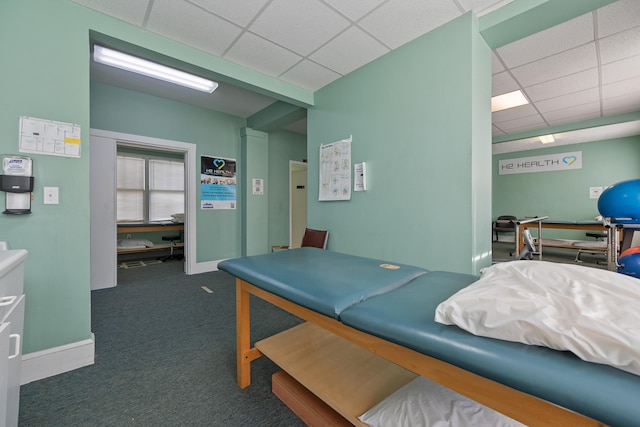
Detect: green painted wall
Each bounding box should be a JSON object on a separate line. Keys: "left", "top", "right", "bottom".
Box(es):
{"left": 241, "top": 128, "right": 269, "bottom": 256}
{"left": 267, "top": 131, "right": 307, "bottom": 249}
{"left": 3, "top": 0, "right": 619, "bottom": 361}
{"left": 0, "top": 1, "right": 92, "bottom": 353}
{"left": 91, "top": 82, "right": 245, "bottom": 261}
{"left": 307, "top": 14, "right": 492, "bottom": 274}
{"left": 0, "top": 0, "right": 311, "bottom": 355}
{"left": 492, "top": 136, "right": 640, "bottom": 239}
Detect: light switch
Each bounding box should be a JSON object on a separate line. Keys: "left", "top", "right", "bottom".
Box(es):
{"left": 589, "top": 186, "right": 603, "bottom": 199}
{"left": 44, "top": 187, "right": 59, "bottom": 204}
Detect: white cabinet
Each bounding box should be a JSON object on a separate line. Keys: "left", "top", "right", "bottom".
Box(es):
{"left": 0, "top": 322, "right": 10, "bottom": 423}
{"left": 0, "top": 249, "right": 27, "bottom": 427}
{"left": 2, "top": 295, "right": 24, "bottom": 427}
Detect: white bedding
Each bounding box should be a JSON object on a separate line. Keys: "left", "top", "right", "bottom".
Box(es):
{"left": 359, "top": 376, "right": 525, "bottom": 427}
{"left": 435, "top": 260, "right": 640, "bottom": 376}
{"left": 117, "top": 239, "right": 154, "bottom": 248}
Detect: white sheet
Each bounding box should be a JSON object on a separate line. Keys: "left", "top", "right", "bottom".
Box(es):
{"left": 359, "top": 376, "right": 525, "bottom": 427}
{"left": 435, "top": 260, "right": 640, "bottom": 376}
{"left": 117, "top": 239, "right": 154, "bottom": 248}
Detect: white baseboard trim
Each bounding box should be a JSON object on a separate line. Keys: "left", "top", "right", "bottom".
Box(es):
{"left": 20, "top": 334, "right": 95, "bottom": 385}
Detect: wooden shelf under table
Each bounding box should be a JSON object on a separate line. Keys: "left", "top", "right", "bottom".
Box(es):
{"left": 256, "top": 322, "right": 417, "bottom": 426}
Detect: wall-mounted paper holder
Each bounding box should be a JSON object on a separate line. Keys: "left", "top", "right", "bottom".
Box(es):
{"left": 1, "top": 155, "right": 34, "bottom": 214}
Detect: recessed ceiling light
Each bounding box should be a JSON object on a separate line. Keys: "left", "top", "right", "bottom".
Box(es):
{"left": 539, "top": 135, "right": 555, "bottom": 144}
{"left": 93, "top": 45, "right": 218, "bottom": 93}
{"left": 491, "top": 90, "right": 529, "bottom": 112}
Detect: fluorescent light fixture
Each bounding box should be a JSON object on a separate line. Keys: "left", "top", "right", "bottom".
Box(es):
{"left": 93, "top": 45, "right": 218, "bottom": 93}
{"left": 539, "top": 134, "right": 555, "bottom": 144}
{"left": 491, "top": 90, "right": 529, "bottom": 112}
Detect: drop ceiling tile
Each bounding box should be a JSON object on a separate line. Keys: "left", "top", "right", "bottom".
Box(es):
{"left": 603, "top": 92, "right": 640, "bottom": 115}
{"left": 496, "top": 13, "right": 594, "bottom": 68}
{"left": 322, "top": 0, "right": 386, "bottom": 21}
{"left": 510, "top": 43, "right": 597, "bottom": 87}
{"left": 602, "top": 75, "right": 640, "bottom": 99}
{"left": 224, "top": 33, "right": 302, "bottom": 77}
{"left": 542, "top": 102, "right": 601, "bottom": 125}
{"left": 492, "top": 52, "right": 506, "bottom": 74}
{"left": 546, "top": 111, "right": 602, "bottom": 128}
{"left": 249, "top": 0, "right": 350, "bottom": 56}
{"left": 147, "top": 0, "right": 242, "bottom": 56}
{"left": 188, "top": 0, "right": 270, "bottom": 27}
{"left": 599, "top": 26, "right": 640, "bottom": 64}
{"left": 494, "top": 114, "right": 548, "bottom": 134}
{"left": 597, "top": 0, "right": 640, "bottom": 38}
{"left": 602, "top": 54, "right": 640, "bottom": 84}
{"left": 492, "top": 104, "right": 538, "bottom": 123}
{"left": 492, "top": 124, "right": 507, "bottom": 136}
{"left": 310, "top": 27, "right": 389, "bottom": 75}
{"left": 71, "top": 0, "right": 150, "bottom": 25}
{"left": 525, "top": 68, "right": 599, "bottom": 102}
{"left": 358, "top": 0, "right": 461, "bottom": 49}
{"left": 280, "top": 59, "right": 341, "bottom": 91}
{"left": 491, "top": 71, "right": 519, "bottom": 96}
{"left": 536, "top": 87, "right": 600, "bottom": 113}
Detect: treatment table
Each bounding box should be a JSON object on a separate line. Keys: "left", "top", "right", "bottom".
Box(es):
{"left": 219, "top": 248, "right": 640, "bottom": 426}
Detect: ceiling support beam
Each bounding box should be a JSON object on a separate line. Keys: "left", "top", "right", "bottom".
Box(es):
{"left": 479, "top": 0, "right": 618, "bottom": 49}
{"left": 247, "top": 101, "right": 307, "bottom": 133}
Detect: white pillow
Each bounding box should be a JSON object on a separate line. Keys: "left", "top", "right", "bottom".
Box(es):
{"left": 359, "top": 376, "right": 525, "bottom": 427}
{"left": 435, "top": 260, "right": 640, "bottom": 376}
{"left": 117, "top": 239, "right": 154, "bottom": 248}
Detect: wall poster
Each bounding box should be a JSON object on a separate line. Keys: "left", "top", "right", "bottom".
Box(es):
{"left": 201, "top": 155, "right": 236, "bottom": 209}
{"left": 319, "top": 136, "right": 352, "bottom": 201}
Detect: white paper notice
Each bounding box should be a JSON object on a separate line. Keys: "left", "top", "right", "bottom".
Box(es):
{"left": 252, "top": 178, "right": 264, "bottom": 195}
{"left": 319, "top": 136, "right": 351, "bottom": 201}
{"left": 19, "top": 116, "right": 81, "bottom": 158}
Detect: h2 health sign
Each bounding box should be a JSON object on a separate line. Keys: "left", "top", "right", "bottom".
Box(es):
{"left": 498, "top": 151, "right": 581, "bottom": 175}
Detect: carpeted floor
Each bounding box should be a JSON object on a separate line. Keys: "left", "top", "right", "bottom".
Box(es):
{"left": 19, "top": 245, "right": 609, "bottom": 426}
{"left": 19, "top": 260, "right": 305, "bottom": 426}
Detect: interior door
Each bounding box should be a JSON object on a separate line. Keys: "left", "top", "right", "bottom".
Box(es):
{"left": 90, "top": 135, "right": 117, "bottom": 290}
{"left": 290, "top": 162, "right": 308, "bottom": 248}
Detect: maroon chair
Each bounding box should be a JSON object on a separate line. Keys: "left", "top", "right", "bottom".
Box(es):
{"left": 272, "top": 228, "right": 329, "bottom": 252}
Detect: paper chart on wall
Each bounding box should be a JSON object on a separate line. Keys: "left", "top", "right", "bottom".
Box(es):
{"left": 319, "top": 136, "right": 351, "bottom": 201}
{"left": 19, "top": 116, "right": 81, "bottom": 158}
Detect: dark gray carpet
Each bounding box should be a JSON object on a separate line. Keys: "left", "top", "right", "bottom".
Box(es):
{"left": 19, "top": 261, "right": 305, "bottom": 426}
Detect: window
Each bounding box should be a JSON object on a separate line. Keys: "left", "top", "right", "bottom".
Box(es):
{"left": 117, "top": 154, "right": 184, "bottom": 222}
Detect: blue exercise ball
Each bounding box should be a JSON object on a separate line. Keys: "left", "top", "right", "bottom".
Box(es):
{"left": 597, "top": 179, "right": 640, "bottom": 224}
{"left": 618, "top": 253, "right": 640, "bottom": 278}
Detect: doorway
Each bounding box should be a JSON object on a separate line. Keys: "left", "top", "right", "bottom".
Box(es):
{"left": 90, "top": 129, "right": 197, "bottom": 290}
{"left": 289, "top": 161, "right": 307, "bottom": 248}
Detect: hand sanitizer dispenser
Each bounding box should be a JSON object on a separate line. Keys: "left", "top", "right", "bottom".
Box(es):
{"left": 1, "top": 155, "right": 34, "bottom": 214}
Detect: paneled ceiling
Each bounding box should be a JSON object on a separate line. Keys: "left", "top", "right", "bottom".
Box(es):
{"left": 76, "top": 0, "right": 640, "bottom": 143}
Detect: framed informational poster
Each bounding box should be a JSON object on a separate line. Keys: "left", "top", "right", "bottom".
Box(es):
{"left": 201, "top": 155, "right": 236, "bottom": 209}
{"left": 319, "top": 136, "right": 351, "bottom": 201}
